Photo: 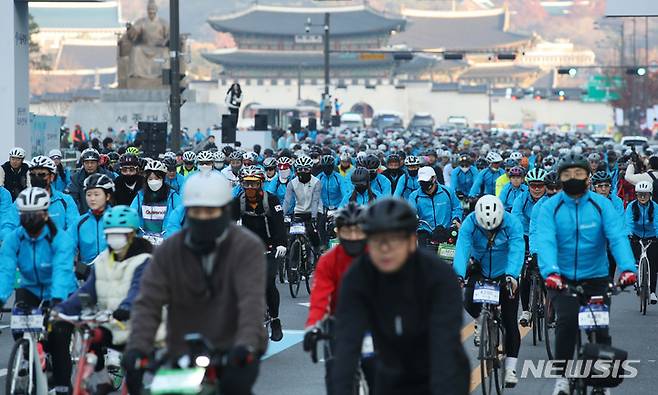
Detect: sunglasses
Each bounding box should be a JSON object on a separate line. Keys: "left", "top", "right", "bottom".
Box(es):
{"left": 529, "top": 183, "right": 545, "bottom": 190}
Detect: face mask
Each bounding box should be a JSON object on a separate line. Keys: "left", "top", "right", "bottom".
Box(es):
{"left": 279, "top": 168, "right": 291, "bottom": 179}
{"left": 420, "top": 180, "right": 436, "bottom": 194}
{"left": 245, "top": 188, "right": 259, "bottom": 200}
{"left": 298, "top": 172, "right": 311, "bottom": 183}
{"left": 323, "top": 165, "right": 333, "bottom": 175}
{"left": 461, "top": 165, "right": 470, "bottom": 171}
{"left": 122, "top": 174, "right": 138, "bottom": 184}
{"left": 107, "top": 233, "right": 129, "bottom": 251}
{"left": 355, "top": 184, "right": 367, "bottom": 194}
{"left": 147, "top": 179, "right": 163, "bottom": 191}
{"left": 562, "top": 178, "right": 588, "bottom": 196}
{"left": 368, "top": 172, "right": 377, "bottom": 181}
{"left": 199, "top": 165, "right": 212, "bottom": 173}
{"left": 231, "top": 165, "right": 241, "bottom": 176}
{"left": 30, "top": 174, "right": 49, "bottom": 189}
{"left": 340, "top": 238, "right": 367, "bottom": 257}
{"left": 408, "top": 169, "right": 418, "bottom": 177}
{"left": 20, "top": 213, "right": 47, "bottom": 236}
{"left": 214, "top": 163, "right": 224, "bottom": 171}
{"left": 185, "top": 213, "right": 230, "bottom": 254}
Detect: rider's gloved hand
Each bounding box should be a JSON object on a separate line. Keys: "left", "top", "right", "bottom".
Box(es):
{"left": 505, "top": 275, "right": 518, "bottom": 294}
{"left": 545, "top": 273, "right": 564, "bottom": 290}
{"left": 457, "top": 276, "right": 465, "bottom": 288}
{"left": 228, "top": 345, "right": 255, "bottom": 367}
{"left": 618, "top": 270, "right": 637, "bottom": 287}
{"left": 275, "top": 246, "right": 287, "bottom": 258}
{"left": 302, "top": 326, "right": 322, "bottom": 352}
{"left": 112, "top": 308, "right": 131, "bottom": 322}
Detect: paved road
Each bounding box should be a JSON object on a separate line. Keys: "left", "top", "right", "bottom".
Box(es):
{"left": 0, "top": 282, "right": 656, "bottom": 394}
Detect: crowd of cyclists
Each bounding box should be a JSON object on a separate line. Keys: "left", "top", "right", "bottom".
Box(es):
{"left": 0, "top": 123, "right": 653, "bottom": 395}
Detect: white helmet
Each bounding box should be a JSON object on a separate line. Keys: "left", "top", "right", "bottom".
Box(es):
{"left": 510, "top": 152, "right": 523, "bottom": 161}
{"left": 162, "top": 151, "right": 176, "bottom": 160}
{"left": 475, "top": 195, "right": 504, "bottom": 231}
{"left": 48, "top": 149, "right": 63, "bottom": 159}
{"left": 16, "top": 187, "right": 50, "bottom": 212}
{"left": 404, "top": 156, "right": 421, "bottom": 166}
{"left": 183, "top": 172, "right": 232, "bottom": 207}
{"left": 485, "top": 152, "right": 503, "bottom": 163}
{"left": 29, "top": 155, "right": 57, "bottom": 173}
{"left": 144, "top": 160, "right": 167, "bottom": 174}
{"left": 196, "top": 150, "right": 215, "bottom": 162}
{"left": 214, "top": 151, "right": 226, "bottom": 163}
{"left": 9, "top": 147, "right": 26, "bottom": 159}
{"left": 636, "top": 181, "right": 653, "bottom": 194}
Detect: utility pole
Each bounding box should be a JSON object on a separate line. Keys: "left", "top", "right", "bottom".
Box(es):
{"left": 169, "top": 0, "right": 181, "bottom": 151}
{"left": 323, "top": 12, "right": 331, "bottom": 128}
{"left": 488, "top": 80, "right": 493, "bottom": 131}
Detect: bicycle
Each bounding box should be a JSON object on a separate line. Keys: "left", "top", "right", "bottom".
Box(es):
{"left": 473, "top": 278, "right": 513, "bottom": 395}
{"left": 417, "top": 221, "right": 458, "bottom": 262}
{"left": 525, "top": 255, "right": 546, "bottom": 346}
{"left": 543, "top": 294, "right": 556, "bottom": 360}
{"left": 286, "top": 216, "right": 318, "bottom": 298}
{"left": 6, "top": 302, "right": 50, "bottom": 395}
{"left": 635, "top": 238, "right": 653, "bottom": 315}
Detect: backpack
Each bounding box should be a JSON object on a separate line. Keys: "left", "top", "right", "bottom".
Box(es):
{"left": 646, "top": 172, "right": 658, "bottom": 203}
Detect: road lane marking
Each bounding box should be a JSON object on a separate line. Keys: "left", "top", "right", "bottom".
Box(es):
{"left": 261, "top": 330, "right": 305, "bottom": 360}
{"left": 297, "top": 302, "right": 311, "bottom": 308}
{"left": 461, "top": 321, "right": 476, "bottom": 342}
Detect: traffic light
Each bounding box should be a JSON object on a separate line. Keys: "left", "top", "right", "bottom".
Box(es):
{"left": 626, "top": 67, "right": 647, "bottom": 76}
{"left": 557, "top": 68, "right": 577, "bottom": 77}
{"left": 164, "top": 69, "right": 187, "bottom": 106}
{"left": 443, "top": 52, "right": 464, "bottom": 60}
{"left": 393, "top": 52, "right": 413, "bottom": 61}
{"left": 496, "top": 53, "right": 516, "bottom": 61}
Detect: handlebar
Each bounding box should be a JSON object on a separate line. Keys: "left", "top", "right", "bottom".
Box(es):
{"left": 50, "top": 310, "right": 125, "bottom": 330}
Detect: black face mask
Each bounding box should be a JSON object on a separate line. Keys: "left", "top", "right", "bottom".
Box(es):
{"left": 122, "top": 174, "right": 138, "bottom": 184}
{"left": 340, "top": 238, "right": 367, "bottom": 257}
{"left": 387, "top": 168, "right": 402, "bottom": 176}
{"left": 408, "top": 169, "right": 418, "bottom": 177}
{"left": 420, "top": 180, "right": 436, "bottom": 194}
{"left": 298, "top": 172, "right": 312, "bottom": 183}
{"left": 355, "top": 184, "right": 368, "bottom": 194}
{"left": 323, "top": 166, "right": 333, "bottom": 175}
{"left": 562, "top": 179, "right": 588, "bottom": 196}
{"left": 21, "top": 213, "right": 47, "bottom": 236}
{"left": 368, "top": 172, "right": 377, "bottom": 181}
{"left": 185, "top": 213, "right": 230, "bottom": 255}
{"left": 30, "top": 174, "right": 49, "bottom": 189}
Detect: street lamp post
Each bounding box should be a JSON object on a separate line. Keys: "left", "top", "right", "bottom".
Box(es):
{"left": 306, "top": 14, "right": 332, "bottom": 128}
{"left": 169, "top": 0, "right": 181, "bottom": 151}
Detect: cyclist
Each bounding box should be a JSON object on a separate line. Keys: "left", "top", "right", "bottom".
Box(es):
{"left": 625, "top": 181, "right": 658, "bottom": 304}
{"left": 317, "top": 155, "right": 345, "bottom": 210}
{"left": 450, "top": 152, "right": 478, "bottom": 198}
{"left": 340, "top": 167, "right": 380, "bottom": 207}
{"left": 360, "top": 153, "right": 392, "bottom": 196}
{"left": 72, "top": 174, "right": 115, "bottom": 277}
{"left": 2, "top": 147, "right": 30, "bottom": 200}
{"left": 534, "top": 153, "right": 636, "bottom": 395}
{"left": 222, "top": 150, "right": 243, "bottom": 187}
{"left": 591, "top": 170, "right": 624, "bottom": 217}
{"left": 542, "top": 155, "right": 557, "bottom": 172}
{"left": 511, "top": 168, "right": 547, "bottom": 327}
{"left": 283, "top": 156, "right": 322, "bottom": 251}
{"left": 113, "top": 154, "right": 143, "bottom": 206}
{"left": 528, "top": 171, "right": 561, "bottom": 256}
{"left": 303, "top": 203, "right": 368, "bottom": 394}
{"left": 176, "top": 151, "right": 197, "bottom": 177}
{"left": 130, "top": 160, "right": 181, "bottom": 235}
{"left": 499, "top": 166, "right": 528, "bottom": 212}
{"left": 337, "top": 152, "right": 354, "bottom": 177}
{"left": 588, "top": 152, "right": 602, "bottom": 173}
{"left": 469, "top": 151, "right": 504, "bottom": 197}
{"left": 0, "top": 187, "right": 76, "bottom": 395}
{"left": 267, "top": 156, "right": 294, "bottom": 208}
{"left": 195, "top": 150, "right": 215, "bottom": 174}
{"left": 236, "top": 166, "right": 287, "bottom": 341}
{"left": 393, "top": 155, "right": 421, "bottom": 200}
{"left": 163, "top": 157, "right": 185, "bottom": 194}
{"left": 124, "top": 171, "right": 268, "bottom": 395}
{"left": 262, "top": 157, "right": 278, "bottom": 186}
{"left": 495, "top": 158, "right": 519, "bottom": 196}
{"left": 332, "top": 198, "right": 469, "bottom": 394}
{"left": 381, "top": 153, "right": 404, "bottom": 192}
{"left": 55, "top": 205, "right": 153, "bottom": 395}
{"left": 67, "top": 148, "right": 114, "bottom": 213}
{"left": 49, "top": 149, "right": 71, "bottom": 192}
{"left": 454, "top": 194, "right": 525, "bottom": 387}
{"left": 410, "top": 167, "right": 462, "bottom": 250}
{"left": 213, "top": 151, "right": 226, "bottom": 171}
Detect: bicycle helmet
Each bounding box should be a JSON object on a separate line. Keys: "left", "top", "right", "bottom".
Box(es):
{"left": 107, "top": 152, "right": 120, "bottom": 163}
{"left": 339, "top": 152, "right": 351, "bottom": 162}
{"left": 485, "top": 152, "right": 503, "bottom": 163}
{"left": 361, "top": 198, "right": 418, "bottom": 235}
{"left": 214, "top": 151, "right": 226, "bottom": 163}
{"left": 508, "top": 166, "right": 525, "bottom": 177}
{"left": 196, "top": 150, "right": 214, "bottom": 163}
{"left": 103, "top": 205, "right": 140, "bottom": 233}
{"left": 263, "top": 157, "right": 277, "bottom": 169}
{"left": 125, "top": 146, "right": 141, "bottom": 156}
{"left": 9, "top": 147, "right": 26, "bottom": 159}
{"left": 240, "top": 165, "right": 265, "bottom": 181}
{"left": 588, "top": 153, "right": 601, "bottom": 162}
{"left": 475, "top": 195, "right": 504, "bottom": 231}
{"left": 16, "top": 187, "right": 50, "bottom": 212}
{"left": 359, "top": 154, "right": 380, "bottom": 171}
{"left": 162, "top": 157, "right": 177, "bottom": 171}
{"left": 557, "top": 153, "right": 590, "bottom": 175}
{"left": 84, "top": 173, "right": 115, "bottom": 192}
{"left": 544, "top": 171, "right": 560, "bottom": 187}
{"left": 503, "top": 158, "right": 518, "bottom": 170}
{"left": 525, "top": 168, "right": 547, "bottom": 183}
{"left": 143, "top": 160, "right": 167, "bottom": 175}
{"left": 510, "top": 152, "right": 523, "bottom": 161}
{"left": 243, "top": 151, "right": 258, "bottom": 163}
{"left": 475, "top": 157, "right": 488, "bottom": 170}
{"left": 228, "top": 151, "right": 243, "bottom": 162}
{"left": 162, "top": 151, "right": 176, "bottom": 160}
{"left": 222, "top": 145, "right": 234, "bottom": 157}
{"left": 321, "top": 155, "right": 335, "bottom": 166}
{"left": 295, "top": 156, "right": 314, "bottom": 169}
{"left": 81, "top": 148, "right": 100, "bottom": 162}
{"left": 635, "top": 181, "right": 653, "bottom": 194}
{"left": 29, "top": 155, "right": 57, "bottom": 173}
{"left": 48, "top": 149, "right": 63, "bottom": 159}
{"left": 277, "top": 156, "right": 294, "bottom": 167}
{"left": 386, "top": 154, "right": 401, "bottom": 164}
{"left": 404, "top": 155, "right": 421, "bottom": 166}
{"left": 335, "top": 202, "right": 366, "bottom": 228}
{"left": 120, "top": 154, "right": 140, "bottom": 168}
{"left": 590, "top": 170, "right": 612, "bottom": 185}
{"left": 350, "top": 167, "right": 370, "bottom": 186}
{"left": 182, "top": 151, "right": 197, "bottom": 163}
{"left": 542, "top": 155, "right": 556, "bottom": 168}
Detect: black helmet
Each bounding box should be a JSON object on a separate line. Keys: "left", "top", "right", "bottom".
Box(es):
{"left": 360, "top": 154, "right": 380, "bottom": 171}
{"left": 386, "top": 154, "right": 401, "bottom": 164}
{"left": 351, "top": 167, "right": 370, "bottom": 186}
{"left": 544, "top": 171, "right": 560, "bottom": 187}
{"left": 335, "top": 202, "right": 365, "bottom": 228}
{"left": 558, "top": 153, "right": 591, "bottom": 175}
{"left": 107, "top": 152, "right": 120, "bottom": 162}
{"left": 361, "top": 198, "right": 418, "bottom": 235}
{"left": 591, "top": 170, "right": 611, "bottom": 185}
{"left": 81, "top": 149, "right": 100, "bottom": 162}
{"left": 120, "top": 154, "right": 139, "bottom": 168}
{"left": 321, "top": 155, "right": 335, "bottom": 166}
{"left": 83, "top": 173, "right": 115, "bottom": 192}
{"left": 222, "top": 146, "right": 234, "bottom": 157}
{"left": 162, "top": 157, "right": 177, "bottom": 171}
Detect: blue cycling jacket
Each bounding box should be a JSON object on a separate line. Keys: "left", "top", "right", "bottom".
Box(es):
{"left": 606, "top": 193, "right": 625, "bottom": 217}
{"left": 165, "top": 173, "right": 186, "bottom": 194}
{"left": 370, "top": 173, "right": 392, "bottom": 197}
{"left": 450, "top": 166, "right": 478, "bottom": 195}
{"left": 409, "top": 186, "right": 463, "bottom": 233}
{"left": 265, "top": 177, "right": 291, "bottom": 209}
{"left": 528, "top": 195, "right": 550, "bottom": 253}
{"left": 500, "top": 183, "right": 528, "bottom": 212}
{"left": 0, "top": 186, "right": 16, "bottom": 242}
{"left": 624, "top": 200, "right": 658, "bottom": 238}
{"left": 52, "top": 168, "right": 71, "bottom": 192}
{"left": 339, "top": 189, "right": 381, "bottom": 207}
{"left": 469, "top": 167, "right": 505, "bottom": 196}
{"left": 511, "top": 190, "right": 541, "bottom": 235}
{"left": 130, "top": 189, "right": 181, "bottom": 233}
{"left": 535, "top": 191, "right": 635, "bottom": 281}
{"left": 317, "top": 172, "right": 347, "bottom": 209}
{"left": 164, "top": 205, "right": 186, "bottom": 238}
{"left": 72, "top": 210, "right": 107, "bottom": 264}
{"left": 453, "top": 211, "right": 525, "bottom": 279}
{"left": 7, "top": 189, "right": 80, "bottom": 235}
{"left": 0, "top": 226, "right": 76, "bottom": 302}
{"left": 393, "top": 173, "right": 420, "bottom": 200}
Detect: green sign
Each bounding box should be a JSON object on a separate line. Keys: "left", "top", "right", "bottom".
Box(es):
{"left": 583, "top": 75, "right": 623, "bottom": 102}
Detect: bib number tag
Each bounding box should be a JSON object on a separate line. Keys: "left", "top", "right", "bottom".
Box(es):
{"left": 438, "top": 243, "right": 456, "bottom": 261}
{"left": 578, "top": 304, "right": 609, "bottom": 329}
{"left": 11, "top": 308, "right": 44, "bottom": 332}
{"left": 150, "top": 367, "right": 206, "bottom": 395}
{"left": 473, "top": 282, "right": 500, "bottom": 305}
{"left": 290, "top": 223, "right": 306, "bottom": 235}
{"left": 142, "top": 205, "right": 167, "bottom": 221}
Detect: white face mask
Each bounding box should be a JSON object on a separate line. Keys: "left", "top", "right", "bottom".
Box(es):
{"left": 106, "top": 233, "right": 129, "bottom": 251}
{"left": 461, "top": 165, "right": 469, "bottom": 171}
{"left": 279, "top": 168, "right": 291, "bottom": 180}
{"left": 214, "top": 163, "right": 224, "bottom": 170}
{"left": 199, "top": 164, "right": 212, "bottom": 173}
{"left": 147, "top": 179, "right": 163, "bottom": 191}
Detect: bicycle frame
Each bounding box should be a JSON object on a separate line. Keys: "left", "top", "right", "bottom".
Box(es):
{"left": 638, "top": 239, "right": 652, "bottom": 291}
{"left": 9, "top": 331, "right": 49, "bottom": 395}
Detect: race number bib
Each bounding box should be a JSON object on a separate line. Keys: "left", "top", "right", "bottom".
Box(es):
{"left": 578, "top": 304, "right": 609, "bottom": 329}
{"left": 142, "top": 205, "right": 167, "bottom": 221}
{"left": 473, "top": 282, "right": 500, "bottom": 305}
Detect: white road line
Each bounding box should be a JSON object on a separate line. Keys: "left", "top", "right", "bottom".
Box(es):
{"left": 297, "top": 302, "right": 310, "bottom": 307}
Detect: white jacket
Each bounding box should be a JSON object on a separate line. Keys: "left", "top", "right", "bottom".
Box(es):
{"left": 624, "top": 163, "right": 658, "bottom": 185}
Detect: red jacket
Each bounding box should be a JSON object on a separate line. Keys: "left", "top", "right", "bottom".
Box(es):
{"left": 305, "top": 244, "right": 354, "bottom": 328}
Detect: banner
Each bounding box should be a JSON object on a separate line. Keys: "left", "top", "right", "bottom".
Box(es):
{"left": 30, "top": 114, "right": 63, "bottom": 157}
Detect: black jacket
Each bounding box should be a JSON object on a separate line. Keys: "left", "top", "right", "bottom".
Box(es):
{"left": 114, "top": 174, "right": 144, "bottom": 207}
{"left": 235, "top": 191, "right": 286, "bottom": 249}
{"left": 382, "top": 168, "right": 404, "bottom": 192}
{"left": 2, "top": 162, "right": 29, "bottom": 201}
{"left": 332, "top": 250, "right": 469, "bottom": 395}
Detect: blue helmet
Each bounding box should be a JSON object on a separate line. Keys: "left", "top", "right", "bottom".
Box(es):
{"left": 103, "top": 205, "right": 140, "bottom": 233}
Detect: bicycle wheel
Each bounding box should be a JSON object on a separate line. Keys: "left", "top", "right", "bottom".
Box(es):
{"left": 494, "top": 321, "right": 507, "bottom": 393}
{"left": 544, "top": 297, "right": 555, "bottom": 360}
{"left": 287, "top": 239, "right": 302, "bottom": 298}
{"left": 529, "top": 277, "right": 538, "bottom": 346}
{"left": 478, "top": 313, "right": 494, "bottom": 395}
{"left": 304, "top": 240, "right": 314, "bottom": 295}
{"left": 535, "top": 286, "right": 545, "bottom": 343}
{"left": 6, "top": 338, "right": 35, "bottom": 395}
{"left": 640, "top": 257, "right": 649, "bottom": 315}
{"left": 277, "top": 256, "right": 286, "bottom": 284}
